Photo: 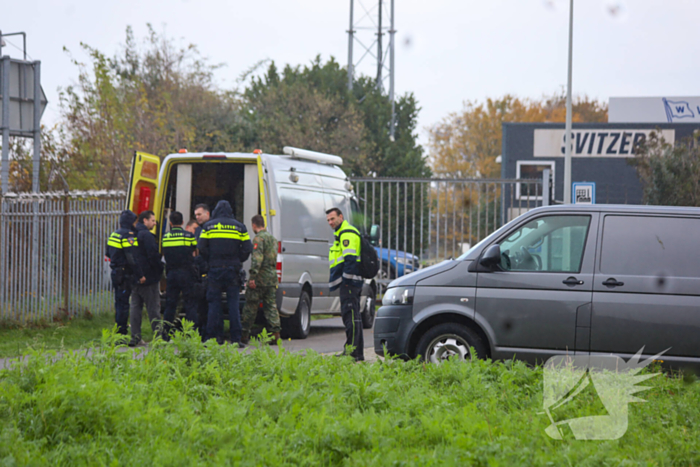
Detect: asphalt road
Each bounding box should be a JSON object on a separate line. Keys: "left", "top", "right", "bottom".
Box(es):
{"left": 279, "top": 317, "right": 376, "bottom": 357}
{"left": 0, "top": 318, "right": 378, "bottom": 370}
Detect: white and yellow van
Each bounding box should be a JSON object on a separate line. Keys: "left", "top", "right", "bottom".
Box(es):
{"left": 126, "top": 147, "right": 378, "bottom": 338}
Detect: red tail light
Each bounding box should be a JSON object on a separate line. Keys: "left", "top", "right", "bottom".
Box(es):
{"left": 276, "top": 241, "right": 282, "bottom": 283}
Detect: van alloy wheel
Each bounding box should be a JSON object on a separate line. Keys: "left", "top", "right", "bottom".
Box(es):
{"left": 415, "top": 323, "right": 487, "bottom": 363}
{"left": 425, "top": 334, "right": 471, "bottom": 363}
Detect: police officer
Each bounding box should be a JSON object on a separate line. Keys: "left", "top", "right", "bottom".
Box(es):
{"left": 193, "top": 204, "right": 216, "bottom": 338}
{"left": 198, "top": 200, "right": 253, "bottom": 345}
{"left": 161, "top": 211, "right": 198, "bottom": 341}
{"left": 129, "top": 210, "right": 164, "bottom": 347}
{"left": 106, "top": 210, "right": 145, "bottom": 336}
{"left": 241, "top": 215, "right": 281, "bottom": 345}
{"left": 326, "top": 207, "right": 364, "bottom": 361}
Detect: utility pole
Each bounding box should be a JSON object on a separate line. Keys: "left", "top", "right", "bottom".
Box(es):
{"left": 389, "top": 0, "right": 395, "bottom": 140}
{"left": 347, "top": 1, "right": 354, "bottom": 91}
{"left": 376, "top": 0, "right": 383, "bottom": 89}
{"left": 564, "top": 0, "right": 574, "bottom": 204}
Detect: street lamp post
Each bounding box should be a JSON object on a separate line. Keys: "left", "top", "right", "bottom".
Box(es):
{"left": 563, "top": 0, "right": 574, "bottom": 204}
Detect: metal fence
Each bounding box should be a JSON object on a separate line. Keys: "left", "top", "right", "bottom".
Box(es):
{"left": 0, "top": 178, "right": 547, "bottom": 323}
{"left": 0, "top": 191, "right": 125, "bottom": 323}
{"left": 350, "top": 177, "right": 544, "bottom": 284}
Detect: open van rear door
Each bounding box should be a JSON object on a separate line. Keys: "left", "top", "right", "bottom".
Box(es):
{"left": 126, "top": 151, "right": 160, "bottom": 215}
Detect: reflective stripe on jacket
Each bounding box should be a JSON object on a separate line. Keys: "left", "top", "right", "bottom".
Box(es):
{"left": 329, "top": 220, "right": 362, "bottom": 291}
{"left": 197, "top": 200, "right": 253, "bottom": 269}
{"left": 106, "top": 229, "right": 143, "bottom": 278}
{"left": 162, "top": 227, "right": 197, "bottom": 272}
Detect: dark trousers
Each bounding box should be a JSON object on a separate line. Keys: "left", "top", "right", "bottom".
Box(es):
{"left": 340, "top": 282, "right": 364, "bottom": 360}
{"left": 163, "top": 269, "right": 198, "bottom": 341}
{"left": 207, "top": 266, "right": 242, "bottom": 343}
{"left": 197, "top": 277, "right": 223, "bottom": 340}
{"left": 111, "top": 269, "right": 131, "bottom": 335}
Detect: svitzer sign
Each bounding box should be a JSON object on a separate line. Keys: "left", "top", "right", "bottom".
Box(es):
{"left": 533, "top": 129, "right": 675, "bottom": 158}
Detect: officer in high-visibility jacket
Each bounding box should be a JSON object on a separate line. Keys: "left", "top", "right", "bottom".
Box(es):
{"left": 326, "top": 207, "right": 364, "bottom": 361}
{"left": 198, "top": 200, "right": 253, "bottom": 345}
{"left": 106, "top": 210, "right": 145, "bottom": 336}
{"left": 161, "top": 210, "right": 198, "bottom": 340}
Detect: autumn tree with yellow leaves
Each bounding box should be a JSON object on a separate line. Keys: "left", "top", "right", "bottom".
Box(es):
{"left": 428, "top": 93, "right": 608, "bottom": 179}
{"left": 424, "top": 94, "right": 607, "bottom": 256}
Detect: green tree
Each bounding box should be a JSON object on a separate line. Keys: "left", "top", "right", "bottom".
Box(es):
{"left": 58, "top": 25, "right": 239, "bottom": 190}
{"left": 1, "top": 126, "right": 69, "bottom": 192}
{"left": 629, "top": 131, "right": 700, "bottom": 206}
{"left": 243, "top": 56, "right": 430, "bottom": 178}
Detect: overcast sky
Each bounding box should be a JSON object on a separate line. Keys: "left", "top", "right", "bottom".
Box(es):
{"left": 3, "top": 0, "right": 699, "bottom": 148}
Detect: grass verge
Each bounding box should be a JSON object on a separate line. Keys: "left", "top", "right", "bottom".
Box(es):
{"left": 0, "top": 313, "right": 157, "bottom": 359}
{"left": 0, "top": 326, "right": 698, "bottom": 465}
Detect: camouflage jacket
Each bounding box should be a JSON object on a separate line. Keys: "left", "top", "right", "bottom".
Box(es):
{"left": 249, "top": 229, "right": 278, "bottom": 287}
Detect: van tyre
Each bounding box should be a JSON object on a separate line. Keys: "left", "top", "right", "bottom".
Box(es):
{"left": 415, "top": 323, "right": 486, "bottom": 364}
{"left": 377, "top": 262, "right": 394, "bottom": 295}
{"left": 281, "top": 291, "right": 311, "bottom": 339}
{"left": 361, "top": 290, "right": 376, "bottom": 329}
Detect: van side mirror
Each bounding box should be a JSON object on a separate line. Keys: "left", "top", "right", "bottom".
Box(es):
{"left": 479, "top": 244, "right": 501, "bottom": 270}
{"left": 369, "top": 225, "right": 379, "bottom": 246}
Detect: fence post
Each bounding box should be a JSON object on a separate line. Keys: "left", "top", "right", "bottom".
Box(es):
{"left": 542, "top": 169, "right": 551, "bottom": 207}
{"left": 62, "top": 195, "right": 70, "bottom": 313}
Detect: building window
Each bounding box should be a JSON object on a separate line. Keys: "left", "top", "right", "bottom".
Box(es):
{"left": 516, "top": 161, "right": 555, "bottom": 200}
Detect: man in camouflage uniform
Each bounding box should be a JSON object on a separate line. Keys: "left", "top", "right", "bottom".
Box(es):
{"left": 241, "top": 215, "right": 281, "bottom": 344}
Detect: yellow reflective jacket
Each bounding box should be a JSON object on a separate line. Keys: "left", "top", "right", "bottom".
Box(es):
{"left": 329, "top": 220, "right": 362, "bottom": 291}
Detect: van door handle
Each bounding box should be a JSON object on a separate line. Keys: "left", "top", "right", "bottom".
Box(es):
{"left": 562, "top": 277, "right": 584, "bottom": 286}
{"left": 602, "top": 278, "right": 624, "bottom": 287}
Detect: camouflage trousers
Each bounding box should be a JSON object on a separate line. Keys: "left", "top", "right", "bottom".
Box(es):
{"left": 242, "top": 286, "right": 281, "bottom": 334}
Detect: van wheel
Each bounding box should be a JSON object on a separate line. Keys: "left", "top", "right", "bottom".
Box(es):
{"left": 281, "top": 291, "right": 311, "bottom": 339}
{"left": 361, "top": 290, "right": 376, "bottom": 329}
{"left": 415, "top": 323, "right": 486, "bottom": 364}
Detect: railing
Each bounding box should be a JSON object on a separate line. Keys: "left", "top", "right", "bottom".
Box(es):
{"left": 0, "top": 176, "right": 551, "bottom": 323}
{"left": 0, "top": 191, "right": 125, "bottom": 323}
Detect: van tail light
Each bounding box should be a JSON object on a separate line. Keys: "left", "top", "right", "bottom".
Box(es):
{"left": 137, "top": 186, "right": 152, "bottom": 213}
{"left": 276, "top": 241, "right": 282, "bottom": 283}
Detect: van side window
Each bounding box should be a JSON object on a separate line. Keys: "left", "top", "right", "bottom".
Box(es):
{"left": 600, "top": 215, "right": 700, "bottom": 277}
{"left": 499, "top": 216, "right": 590, "bottom": 273}
{"left": 279, "top": 187, "right": 328, "bottom": 240}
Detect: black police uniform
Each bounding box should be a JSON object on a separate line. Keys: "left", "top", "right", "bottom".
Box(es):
{"left": 106, "top": 210, "right": 143, "bottom": 335}
{"left": 161, "top": 226, "right": 198, "bottom": 340}
{"left": 194, "top": 228, "right": 212, "bottom": 339}
{"left": 197, "top": 200, "right": 253, "bottom": 344}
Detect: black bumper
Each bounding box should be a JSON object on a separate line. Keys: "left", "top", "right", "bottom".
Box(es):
{"left": 373, "top": 304, "right": 414, "bottom": 358}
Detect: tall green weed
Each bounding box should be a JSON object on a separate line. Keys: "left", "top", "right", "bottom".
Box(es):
{"left": 1, "top": 326, "right": 698, "bottom": 466}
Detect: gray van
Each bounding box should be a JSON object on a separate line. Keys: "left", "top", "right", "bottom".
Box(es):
{"left": 374, "top": 205, "right": 700, "bottom": 371}
{"left": 126, "top": 147, "right": 378, "bottom": 340}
